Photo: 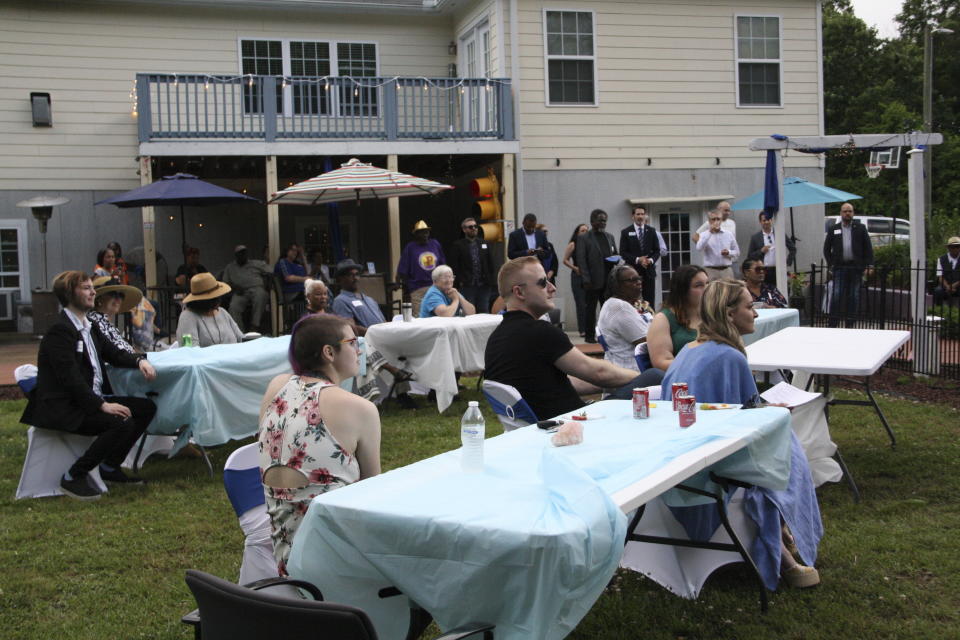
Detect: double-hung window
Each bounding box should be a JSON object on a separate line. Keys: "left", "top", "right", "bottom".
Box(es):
{"left": 240, "top": 39, "right": 378, "bottom": 116}
{"left": 735, "top": 16, "right": 782, "bottom": 107}
{"left": 543, "top": 10, "right": 596, "bottom": 106}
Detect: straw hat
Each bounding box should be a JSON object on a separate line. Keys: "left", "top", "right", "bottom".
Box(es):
{"left": 946, "top": 236, "right": 960, "bottom": 247}
{"left": 412, "top": 220, "right": 431, "bottom": 232}
{"left": 183, "top": 272, "right": 231, "bottom": 303}
{"left": 92, "top": 276, "right": 142, "bottom": 313}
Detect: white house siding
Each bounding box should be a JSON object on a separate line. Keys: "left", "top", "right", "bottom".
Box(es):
{"left": 454, "top": 0, "right": 504, "bottom": 76}
{"left": 512, "top": 0, "right": 823, "bottom": 329}
{"left": 0, "top": 1, "right": 454, "bottom": 192}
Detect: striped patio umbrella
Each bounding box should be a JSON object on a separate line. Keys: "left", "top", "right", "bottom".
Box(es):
{"left": 267, "top": 158, "right": 453, "bottom": 206}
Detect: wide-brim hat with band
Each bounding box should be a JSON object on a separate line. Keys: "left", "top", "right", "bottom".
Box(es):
{"left": 92, "top": 276, "right": 142, "bottom": 313}
{"left": 183, "top": 272, "right": 232, "bottom": 303}
{"left": 335, "top": 258, "right": 364, "bottom": 277}
{"left": 947, "top": 236, "right": 960, "bottom": 247}
{"left": 412, "top": 220, "right": 430, "bottom": 232}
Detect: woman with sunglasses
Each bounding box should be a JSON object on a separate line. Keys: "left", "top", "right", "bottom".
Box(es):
{"left": 742, "top": 258, "right": 788, "bottom": 309}
{"left": 258, "top": 314, "right": 381, "bottom": 575}
{"left": 596, "top": 265, "right": 654, "bottom": 370}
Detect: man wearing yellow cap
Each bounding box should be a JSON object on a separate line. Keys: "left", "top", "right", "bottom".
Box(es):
{"left": 397, "top": 220, "right": 446, "bottom": 313}
{"left": 934, "top": 236, "right": 960, "bottom": 305}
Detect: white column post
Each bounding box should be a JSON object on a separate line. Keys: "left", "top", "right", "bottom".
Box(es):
{"left": 907, "top": 148, "right": 926, "bottom": 324}
{"left": 387, "top": 155, "right": 401, "bottom": 308}
{"left": 139, "top": 156, "right": 157, "bottom": 289}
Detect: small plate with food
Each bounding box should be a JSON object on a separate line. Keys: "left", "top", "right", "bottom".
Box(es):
{"left": 564, "top": 410, "right": 604, "bottom": 421}
{"left": 698, "top": 403, "right": 741, "bottom": 411}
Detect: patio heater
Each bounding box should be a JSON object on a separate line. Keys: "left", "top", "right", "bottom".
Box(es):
{"left": 17, "top": 196, "right": 69, "bottom": 336}
{"left": 17, "top": 195, "right": 69, "bottom": 287}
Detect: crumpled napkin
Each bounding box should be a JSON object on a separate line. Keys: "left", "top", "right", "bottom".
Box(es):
{"left": 551, "top": 421, "right": 583, "bottom": 447}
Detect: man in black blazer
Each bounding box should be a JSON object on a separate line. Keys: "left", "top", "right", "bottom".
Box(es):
{"left": 747, "top": 212, "right": 796, "bottom": 285}
{"left": 823, "top": 202, "right": 873, "bottom": 327}
{"left": 575, "top": 209, "right": 618, "bottom": 343}
{"left": 20, "top": 270, "right": 158, "bottom": 499}
{"left": 619, "top": 205, "right": 660, "bottom": 306}
{"left": 507, "top": 213, "right": 550, "bottom": 271}
{"left": 448, "top": 217, "right": 496, "bottom": 313}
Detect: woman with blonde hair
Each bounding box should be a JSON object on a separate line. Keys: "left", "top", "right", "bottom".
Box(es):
{"left": 660, "top": 279, "right": 823, "bottom": 591}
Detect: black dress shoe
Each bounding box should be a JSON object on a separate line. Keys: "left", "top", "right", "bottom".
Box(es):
{"left": 99, "top": 466, "right": 146, "bottom": 485}
{"left": 396, "top": 393, "right": 419, "bottom": 410}
{"left": 60, "top": 475, "right": 102, "bottom": 500}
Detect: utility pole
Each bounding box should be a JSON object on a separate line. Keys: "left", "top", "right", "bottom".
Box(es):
{"left": 923, "top": 24, "right": 954, "bottom": 221}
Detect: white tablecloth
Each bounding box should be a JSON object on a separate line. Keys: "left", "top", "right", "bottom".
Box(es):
{"left": 287, "top": 400, "right": 792, "bottom": 640}
{"left": 745, "top": 308, "right": 800, "bottom": 346}
{"left": 365, "top": 314, "right": 503, "bottom": 412}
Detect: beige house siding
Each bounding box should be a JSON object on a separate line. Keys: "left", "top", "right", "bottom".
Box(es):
{"left": 516, "top": 0, "right": 822, "bottom": 171}
{"left": 0, "top": 1, "right": 454, "bottom": 191}
{"left": 453, "top": 0, "right": 504, "bottom": 76}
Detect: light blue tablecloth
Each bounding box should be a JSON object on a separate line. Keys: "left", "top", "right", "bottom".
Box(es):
{"left": 288, "top": 400, "right": 792, "bottom": 640}
{"left": 109, "top": 337, "right": 293, "bottom": 446}
{"left": 746, "top": 308, "right": 799, "bottom": 346}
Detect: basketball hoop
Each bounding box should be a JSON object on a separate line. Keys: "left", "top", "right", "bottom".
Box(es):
{"left": 864, "top": 163, "right": 883, "bottom": 179}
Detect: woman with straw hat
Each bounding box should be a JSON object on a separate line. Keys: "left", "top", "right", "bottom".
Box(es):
{"left": 88, "top": 276, "right": 143, "bottom": 354}
{"left": 176, "top": 272, "right": 243, "bottom": 347}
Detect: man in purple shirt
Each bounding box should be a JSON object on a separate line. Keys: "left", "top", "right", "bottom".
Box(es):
{"left": 397, "top": 219, "right": 446, "bottom": 313}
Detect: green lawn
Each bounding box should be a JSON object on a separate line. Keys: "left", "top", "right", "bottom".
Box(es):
{"left": 1, "top": 385, "right": 958, "bottom": 639}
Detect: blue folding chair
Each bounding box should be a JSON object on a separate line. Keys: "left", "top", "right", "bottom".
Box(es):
{"left": 596, "top": 333, "right": 610, "bottom": 353}
{"left": 223, "top": 444, "right": 277, "bottom": 584}
{"left": 634, "top": 342, "right": 652, "bottom": 372}
{"left": 481, "top": 380, "right": 539, "bottom": 431}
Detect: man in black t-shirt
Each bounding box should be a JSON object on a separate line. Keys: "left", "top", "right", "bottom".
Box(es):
{"left": 484, "top": 257, "right": 662, "bottom": 421}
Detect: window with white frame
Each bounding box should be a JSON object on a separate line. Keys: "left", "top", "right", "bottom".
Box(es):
{"left": 240, "top": 39, "right": 378, "bottom": 115}
{"left": 544, "top": 10, "right": 596, "bottom": 105}
{"left": 735, "top": 16, "right": 781, "bottom": 107}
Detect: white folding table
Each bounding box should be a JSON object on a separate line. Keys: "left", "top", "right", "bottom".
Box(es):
{"left": 746, "top": 327, "right": 911, "bottom": 500}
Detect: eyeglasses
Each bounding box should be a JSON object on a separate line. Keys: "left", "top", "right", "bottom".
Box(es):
{"left": 517, "top": 277, "right": 549, "bottom": 290}
{"left": 752, "top": 267, "right": 766, "bottom": 272}
{"left": 336, "top": 337, "right": 360, "bottom": 351}
{"left": 618, "top": 277, "right": 642, "bottom": 284}
{"left": 463, "top": 224, "right": 478, "bottom": 229}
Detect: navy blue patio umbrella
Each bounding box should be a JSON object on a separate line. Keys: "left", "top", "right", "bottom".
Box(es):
{"left": 96, "top": 173, "right": 260, "bottom": 259}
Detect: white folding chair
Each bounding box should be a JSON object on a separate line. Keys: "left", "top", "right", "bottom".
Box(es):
{"left": 223, "top": 443, "right": 278, "bottom": 584}
{"left": 481, "top": 380, "right": 539, "bottom": 431}
{"left": 14, "top": 364, "right": 109, "bottom": 500}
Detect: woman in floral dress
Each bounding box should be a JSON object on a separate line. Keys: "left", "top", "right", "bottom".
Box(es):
{"left": 257, "top": 314, "right": 382, "bottom": 575}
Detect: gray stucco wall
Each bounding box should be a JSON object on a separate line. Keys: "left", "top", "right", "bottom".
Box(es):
{"left": 522, "top": 166, "right": 827, "bottom": 331}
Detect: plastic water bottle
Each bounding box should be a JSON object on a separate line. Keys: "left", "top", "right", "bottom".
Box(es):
{"left": 460, "top": 401, "right": 485, "bottom": 473}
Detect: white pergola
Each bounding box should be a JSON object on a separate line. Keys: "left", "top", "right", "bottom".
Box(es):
{"left": 747, "top": 133, "right": 943, "bottom": 323}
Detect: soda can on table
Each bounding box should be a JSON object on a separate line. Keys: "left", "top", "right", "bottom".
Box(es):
{"left": 671, "top": 382, "right": 688, "bottom": 411}
{"left": 678, "top": 394, "right": 697, "bottom": 428}
{"left": 632, "top": 388, "right": 650, "bottom": 419}
{"left": 181, "top": 333, "right": 193, "bottom": 347}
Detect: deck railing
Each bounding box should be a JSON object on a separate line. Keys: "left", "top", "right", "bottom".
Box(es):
{"left": 136, "top": 74, "right": 515, "bottom": 142}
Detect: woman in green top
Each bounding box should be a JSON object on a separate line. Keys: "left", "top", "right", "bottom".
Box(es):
{"left": 646, "top": 265, "right": 708, "bottom": 370}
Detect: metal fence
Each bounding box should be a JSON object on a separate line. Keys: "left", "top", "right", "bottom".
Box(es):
{"left": 797, "top": 263, "right": 960, "bottom": 379}
{"left": 136, "top": 74, "right": 515, "bottom": 142}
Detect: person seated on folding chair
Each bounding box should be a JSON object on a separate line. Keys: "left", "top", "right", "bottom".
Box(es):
{"left": 484, "top": 257, "right": 663, "bottom": 421}
{"left": 596, "top": 265, "right": 655, "bottom": 371}
{"left": 88, "top": 276, "right": 142, "bottom": 354}
{"left": 177, "top": 273, "right": 244, "bottom": 347}
{"left": 303, "top": 278, "right": 416, "bottom": 408}
{"left": 660, "top": 278, "right": 822, "bottom": 590}
{"left": 20, "top": 271, "right": 158, "bottom": 500}
{"left": 419, "top": 265, "right": 476, "bottom": 318}
{"left": 258, "top": 314, "right": 382, "bottom": 576}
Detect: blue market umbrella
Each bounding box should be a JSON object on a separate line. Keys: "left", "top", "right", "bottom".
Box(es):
{"left": 96, "top": 173, "right": 260, "bottom": 258}
{"left": 732, "top": 176, "right": 862, "bottom": 271}
{"left": 731, "top": 176, "right": 861, "bottom": 211}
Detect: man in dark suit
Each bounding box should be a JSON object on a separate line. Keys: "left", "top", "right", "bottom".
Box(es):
{"left": 575, "top": 209, "right": 618, "bottom": 343}
{"left": 619, "top": 205, "right": 660, "bottom": 306}
{"left": 20, "top": 270, "right": 158, "bottom": 499}
{"left": 747, "top": 212, "right": 796, "bottom": 285}
{"left": 823, "top": 202, "right": 873, "bottom": 327}
{"left": 448, "top": 217, "right": 496, "bottom": 313}
{"left": 507, "top": 213, "right": 550, "bottom": 272}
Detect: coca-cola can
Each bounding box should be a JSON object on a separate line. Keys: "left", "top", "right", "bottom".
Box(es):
{"left": 678, "top": 394, "right": 697, "bottom": 428}
{"left": 632, "top": 388, "right": 650, "bottom": 419}
{"left": 671, "top": 382, "right": 688, "bottom": 411}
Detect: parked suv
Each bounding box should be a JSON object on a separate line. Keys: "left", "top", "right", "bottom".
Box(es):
{"left": 823, "top": 215, "right": 910, "bottom": 247}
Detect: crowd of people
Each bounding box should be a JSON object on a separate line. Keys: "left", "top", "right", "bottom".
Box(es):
{"left": 22, "top": 205, "right": 959, "bottom": 602}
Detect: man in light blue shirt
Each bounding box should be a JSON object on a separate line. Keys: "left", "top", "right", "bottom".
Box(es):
{"left": 331, "top": 259, "right": 385, "bottom": 333}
